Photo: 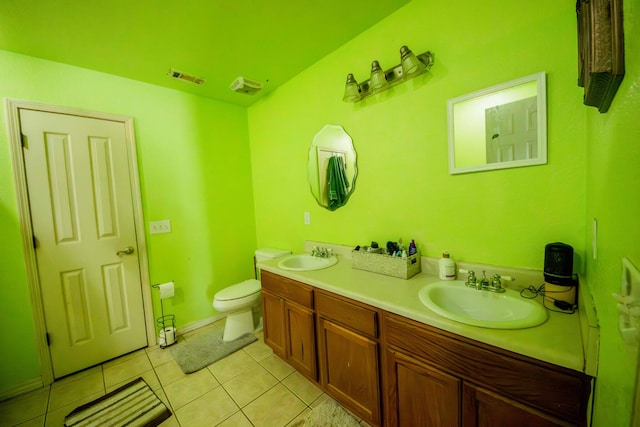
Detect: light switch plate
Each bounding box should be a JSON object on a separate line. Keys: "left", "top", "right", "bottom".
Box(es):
{"left": 592, "top": 218, "right": 598, "bottom": 260}
{"left": 615, "top": 258, "right": 640, "bottom": 345}
{"left": 150, "top": 220, "right": 171, "bottom": 234}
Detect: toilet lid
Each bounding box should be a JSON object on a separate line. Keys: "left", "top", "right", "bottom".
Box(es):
{"left": 216, "top": 279, "right": 261, "bottom": 301}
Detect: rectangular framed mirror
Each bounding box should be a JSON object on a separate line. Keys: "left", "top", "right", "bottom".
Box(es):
{"left": 448, "top": 72, "right": 547, "bottom": 174}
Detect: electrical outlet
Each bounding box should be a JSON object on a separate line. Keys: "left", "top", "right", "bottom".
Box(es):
{"left": 304, "top": 212, "right": 311, "bottom": 225}
{"left": 150, "top": 220, "right": 171, "bottom": 234}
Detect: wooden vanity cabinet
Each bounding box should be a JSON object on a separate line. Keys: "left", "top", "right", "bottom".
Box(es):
{"left": 260, "top": 271, "right": 317, "bottom": 381}
{"left": 383, "top": 313, "right": 592, "bottom": 427}
{"left": 261, "top": 270, "right": 591, "bottom": 427}
{"left": 315, "top": 290, "right": 382, "bottom": 426}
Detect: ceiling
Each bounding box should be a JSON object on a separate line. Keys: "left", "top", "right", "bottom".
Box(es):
{"left": 0, "top": 0, "right": 410, "bottom": 107}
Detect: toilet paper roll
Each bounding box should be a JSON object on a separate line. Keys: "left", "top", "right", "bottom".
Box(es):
{"left": 159, "top": 327, "right": 176, "bottom": 346}
{"left": 157, "top": 282, "right": 175, "bottom": 299}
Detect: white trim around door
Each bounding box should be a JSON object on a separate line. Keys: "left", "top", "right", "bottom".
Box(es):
{"left": 5, "top": 98, "right": 155, "bottom": 388}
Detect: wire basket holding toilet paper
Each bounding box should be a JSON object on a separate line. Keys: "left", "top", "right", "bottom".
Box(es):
{"left": 157, "top": 315, "right": 176, "bottom": 348}
{"left": 152, "top": 281, "right": 177, "bottom": 348}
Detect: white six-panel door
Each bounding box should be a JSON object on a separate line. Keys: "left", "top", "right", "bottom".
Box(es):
{"left": 485, "top": 96, "right": 538, "bottom": 164}
{"left": 20, "top": 109, "right": 147, "bottom": 378}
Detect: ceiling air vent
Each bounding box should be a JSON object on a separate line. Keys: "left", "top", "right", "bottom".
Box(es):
{"left": 167, "top": 68, "right": 206, "bottom": 85}
{"left": 230, "top": 76, "right": 263, "bottom": 95}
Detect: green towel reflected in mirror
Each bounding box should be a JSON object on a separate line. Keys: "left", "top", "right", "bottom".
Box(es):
{"left": 327, "top": 155, "right": 350, "bottom": 211}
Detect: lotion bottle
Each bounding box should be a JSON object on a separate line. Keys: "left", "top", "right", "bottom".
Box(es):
{"left": 439, "top": 252, "right": 456, "bottom": 280}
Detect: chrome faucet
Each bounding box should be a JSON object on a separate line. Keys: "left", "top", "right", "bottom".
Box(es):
{"left": 461, "top": 269, "right": 511, "bottom": 293}
{"left": 478, "top": 271, "right": 491, "bottom": 289}
{"left": 311, "top": 246, "right": 333, "bottom": 258}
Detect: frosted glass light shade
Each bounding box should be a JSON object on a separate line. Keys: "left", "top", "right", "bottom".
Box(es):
{"left": 369, "top": 60, "right": 388, "bottom": 91}
{"left": 400, "top": 46, "right": 425, "bottom": 77}
{"left": 342, "top": 73, "right": 361, "bottom": 102}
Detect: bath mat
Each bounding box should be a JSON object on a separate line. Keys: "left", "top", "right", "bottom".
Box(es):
{"left": 290, "top": 399, "right": 360, "bottom": 426}
{"left": 170, "top": 329, "right": 257, "bottom": 374}
{"left": 64, "top": 377, "right": 171, "bottom": 427}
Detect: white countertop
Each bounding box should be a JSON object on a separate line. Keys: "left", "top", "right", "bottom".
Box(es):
{"left": 258, "top": 253, "right": 591, "bottom": 375}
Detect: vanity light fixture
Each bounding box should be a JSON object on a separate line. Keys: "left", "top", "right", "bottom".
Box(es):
{"left": 342, "top": 45, "right": 434, "bottom": 103}
{"left": 369, "top": 60, "right": 389, "bottom": 92}
{"left": 343, "top": 74, "right": 361, "bottom": 102}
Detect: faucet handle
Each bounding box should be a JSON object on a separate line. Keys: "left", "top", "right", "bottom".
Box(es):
{"left": 487, "top": 273, "right": 507, "bottom": 293}
{"left": 492, "top": 274, "right": 502, "bottom": 287}
{"left": 462, "top": 270, "right": 477, "bottom": 288}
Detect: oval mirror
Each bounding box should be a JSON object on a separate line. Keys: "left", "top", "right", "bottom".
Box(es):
{"left": 308, "top": 125, "right": 358, "bottom": 210}
{"left": 448, "top": 72, "right": 547, "bottom": 174}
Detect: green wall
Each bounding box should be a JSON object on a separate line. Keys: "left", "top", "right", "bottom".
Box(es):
{"left": 2, "top": 1, "right": 638, "bottom": 425}
{"left": 249, "top": 0, "right": 586, "bottom": 268}
{"left": 248, "top": 1, "right": 638, "bottom": 425}
{"left": 0, "top": 50, "right": 257, "bottom": 393}
{"left": 584, "top": 1, "right": 640, "bottom": 425}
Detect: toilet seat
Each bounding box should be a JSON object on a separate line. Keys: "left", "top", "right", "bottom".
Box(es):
{"left": 215, "top": 279, "right": 261, "bottom": 301}
{"left": 213, "top": 279, "right": 261, "bottom": 313}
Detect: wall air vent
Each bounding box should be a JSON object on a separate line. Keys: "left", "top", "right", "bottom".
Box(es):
{"left": 167, "top": 68, "right": 206, "bottom": 85}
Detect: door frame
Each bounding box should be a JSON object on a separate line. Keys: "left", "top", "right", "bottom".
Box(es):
{"left": 5, "top": 98, "right": 155, "bottom": 385}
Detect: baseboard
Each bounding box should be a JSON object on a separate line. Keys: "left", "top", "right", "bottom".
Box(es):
{"left": 0, "top": 377, "right": 44, "bottom": 402}
{"left": 178, "top": 314, "right": 226, "bottom": 335}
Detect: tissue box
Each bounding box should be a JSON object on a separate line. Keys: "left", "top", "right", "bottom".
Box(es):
{"left": 351, "top": 250, "right": 421, "bottom": 279}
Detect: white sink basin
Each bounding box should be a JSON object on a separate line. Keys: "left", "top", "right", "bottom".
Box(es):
{"left": 418, "top": 281, "right": 547, "bottom": 329}
{"left": 277, "top": 254, "right": 338, "bottom": 271}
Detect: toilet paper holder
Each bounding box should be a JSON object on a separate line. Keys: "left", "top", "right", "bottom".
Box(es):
{"left": 152, "top": 282, "right": 176, "bottom": 348}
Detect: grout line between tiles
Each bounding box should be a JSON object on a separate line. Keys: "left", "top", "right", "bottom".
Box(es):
{"left": 26, "top": 324, "right": 352, "bottom": 427}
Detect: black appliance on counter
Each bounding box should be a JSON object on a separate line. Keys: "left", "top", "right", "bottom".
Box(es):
{"left": 543, "top": 242, "right": 577, "bottom": 309}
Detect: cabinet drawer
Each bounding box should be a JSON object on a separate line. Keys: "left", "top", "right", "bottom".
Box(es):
{"left": 261, "top": 271, "right": 313, "bottom": 309}
{"left": 316, "top": 291, "right": 378, "bottom": 338}
{"left": 384, "top": 313, "right": 590, "bottom": 424}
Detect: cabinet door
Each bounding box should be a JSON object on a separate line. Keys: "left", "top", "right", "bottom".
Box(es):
{"left": 318, "top": 318, "right": 381, "bottom": 425}
{"left": 386, "top": 348, "right": 460, "bottom": 427}
{"left": 286, "top": 303, "right": 317, "bottom": 381}
{"left": 462, "top": 383, "right": 571, "bottom": 427}
{"left": 261, "top": 290, "right": 286, "bottom": 357}
{"left": 384, "top": 313, "right": 590, "bottom": 425}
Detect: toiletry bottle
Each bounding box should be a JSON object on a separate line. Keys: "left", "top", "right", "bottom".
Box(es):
{"left": 408, "top": 240, "right": 417, "bottom": 256}
{"left": 439, "top": 252, "right": 456, "bottom": 280}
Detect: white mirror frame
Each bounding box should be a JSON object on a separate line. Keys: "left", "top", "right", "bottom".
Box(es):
{"left": 448, "top": 72, "right": 547, "bottom": 174}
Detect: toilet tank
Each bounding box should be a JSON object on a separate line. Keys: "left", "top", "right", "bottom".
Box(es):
{"left": 255, "top": 248, "right": 291, "bottom": 263}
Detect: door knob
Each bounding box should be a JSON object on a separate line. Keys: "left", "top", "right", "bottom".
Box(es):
{"left": 117, "top": 246, "right": 135, "bottom": 256}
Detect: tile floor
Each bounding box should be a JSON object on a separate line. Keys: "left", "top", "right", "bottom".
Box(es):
{"left": 0, "top": 321, "right": 370, "bottom": 427}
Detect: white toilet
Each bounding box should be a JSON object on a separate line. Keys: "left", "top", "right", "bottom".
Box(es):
{"left": 213, "top": 248, "right": 290, "bottom": 341}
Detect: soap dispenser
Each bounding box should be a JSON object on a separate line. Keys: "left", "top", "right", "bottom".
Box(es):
{"left": 439, "top": 252, "right": 456, "bottom": 280}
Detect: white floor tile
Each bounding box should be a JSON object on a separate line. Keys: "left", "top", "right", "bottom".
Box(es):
{"left": 4, "top": 326, "right": 355, "bottom": 427}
